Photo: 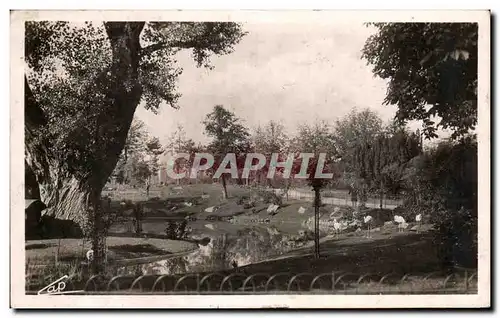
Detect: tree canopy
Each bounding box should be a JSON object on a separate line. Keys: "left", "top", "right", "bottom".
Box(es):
{"left": 352, "top": 126, "right": 422, "bottom": 200}
{"left": 333, "top": 108, "right": 383, "bottom": 173}
{"left": 25, "top": 21, "right": 246, "bottom": 222}
{"left": 362, "top": 23, "right": 478, "bottom": 139}
{"left": 253, "top": 121, "right": 289, "bottom": 155}
{"left": 292, "top": 120, "right": 338, "bottom": 189}
{"left": 202, "top": 105, "right": 250, "bottom": 197}
{"left": 203, "top": 105, "right": 251, "bottom": 156}
{"left": 111, "top": 117, "right": 164, "bottom": 185}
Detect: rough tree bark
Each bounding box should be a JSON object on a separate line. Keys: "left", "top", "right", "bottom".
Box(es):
{"left": 24, "top": 81, "right": 47, "bottom": 202}
{"left": 25, "top": 22, "right": 146, "bottom": 273}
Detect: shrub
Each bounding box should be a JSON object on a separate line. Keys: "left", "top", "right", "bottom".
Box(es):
{"left": 243, "top": 202, "right": 255, "bottom": 209}
{"left": 433, "top": 207, "right": 477, "bottom": 269}
{"left": 236, "top": 194, "right": 249, "bottom": 205}
{"left": 342, "top": 206, "right": 356, "bottom": 220}
{"left": 402, "top": 137, "right": 478, "bottom": 269}
{"left": 38, "top": 216, "right": 84, "bottom": 239}
{"left": 165, "top": 220, "right": 188, "bottom": 240}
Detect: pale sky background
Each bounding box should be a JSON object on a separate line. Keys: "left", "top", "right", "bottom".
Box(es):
{"left": 135, "top": 22, "right": 450, "bottom": 153}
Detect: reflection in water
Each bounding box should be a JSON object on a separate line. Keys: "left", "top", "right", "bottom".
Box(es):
{"left": 117, "top": 226, "right": 310, "bottom": 276}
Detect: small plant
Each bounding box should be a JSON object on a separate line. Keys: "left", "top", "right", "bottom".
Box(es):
{"left": 236, "top": 194, "right": 249, "bottom": 205}
{"left": 243, "top": 200, "right": 256, "bottom": 209}
{"left": 165, "top": 220, "right": 189, "bottom": 240}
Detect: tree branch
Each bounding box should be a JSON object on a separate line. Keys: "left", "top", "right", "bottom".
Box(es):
{"left": 104, "top": 22, "right": 145, "bottom": 41}
{"left": 140, "top": 40, "right": 196, "bottom": 57}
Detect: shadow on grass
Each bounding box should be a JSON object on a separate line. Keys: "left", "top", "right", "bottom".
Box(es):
{"left": 108, "top": 244, "right": 169, "bottom": 254}
{"left": 25, "top": 232, "right": 477, "bottom": 294}
{"left": 25, "top": 243, "right": 56, "bottom": 250}
{"left": 107, "top": 233, "right": 211, "bottom": 247}
{"left": 242, "top": 233, "right": 440, "bottom": 276}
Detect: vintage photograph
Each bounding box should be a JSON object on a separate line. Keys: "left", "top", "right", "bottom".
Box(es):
{"left": 12, "top": 10, "right": 490, "bottom": 308}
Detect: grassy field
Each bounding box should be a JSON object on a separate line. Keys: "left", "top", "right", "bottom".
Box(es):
{"left": 104, "top": 184, "right": 403, "bottom": 208}
{"left": 28, "top": 183, "right": 441, "bottom": 293}
{"left": 26, "top": 237, "right": 196, "bottom": 263}
{"left": 26, "top": 230, "right": 477, "bottom": 294}
{"left": 25, "top": 183, "right": 478, "bottom": 295}
{"left": 106, "top": 183, "right": 401, "bottom": 238}
{"left": 27, "top": 183, "right": 419, "bottom": 267}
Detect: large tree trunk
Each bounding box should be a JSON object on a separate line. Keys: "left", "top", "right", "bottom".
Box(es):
{"left": 25, "top": 22, "right": 146, "bottom": 273}
{"left": 27, "top": 24, "right": 144, "bottom": 217}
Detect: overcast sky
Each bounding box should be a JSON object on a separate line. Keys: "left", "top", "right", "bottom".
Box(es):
{"left": 135, "top": 22, "right": 447, "bottom": 148}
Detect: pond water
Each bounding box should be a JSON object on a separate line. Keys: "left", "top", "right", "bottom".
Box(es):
{"left": 116, "top": 225, "right": 314, "bottom": 276}
{"left": 111, "top": 202, "right": 378, "bottom": 276}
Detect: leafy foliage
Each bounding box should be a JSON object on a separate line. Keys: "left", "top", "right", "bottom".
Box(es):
{"left": 352, "top": 126, "right": 422, "bottom": 199}
{"left": 251, "top": 121, "right": 290, "bottom": 184}
{"left": 333, "top": 108, "right": 383, "bottom": 173}
{"left": 139, "top": 22, "right": 247, "bottom": 112}
{"left": 403, "top": 136, "right": 477, "bottom": 215}
{"left": 164, "top": 220, "right": 188, "bottom": 240}
{"left": 402, "top": 136, "right": 478, "bottom": 268}
{"left": 26, "top": 22, "right": 115, "bottom": 183}
{"left": 111, "top": 118, "right": 164, "bottom": 185}
{"left": 253, "top": 121, "right": 289, "bottom": 155}
{"left": 164, "top": 124, "right": 201, "bottom": 179}
{"left": 292, "top": 120, "right": 338, "bottom": 189}
{"left": 25, "top": 21, "right": 246, "bottom": 184}
{"left": 203, "top": 105, "right": 251, "bottom": 173}
{"left": 203, "top": 105, "right": 251, "bottom": 154}
{"left": 362, "top": 23, "right": 478, "bottom": 139}
{"left": 202, "top": 105, "right": 251, "bottom": 196}
{"left": 289, "top": 120, "right": 338, "bottom": 258}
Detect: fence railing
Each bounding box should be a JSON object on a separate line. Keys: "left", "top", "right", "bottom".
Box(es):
{"left": 102, "top": 189, "right": 162, "bottom": 202}
{"left": 28, "top": 269, "right": 477, "bottom": 295}
{"left": 276, "top": 189, "right": 403, "bottom": 210}
{"left": 101, "top": 187, "right": 403, "bottom": 210}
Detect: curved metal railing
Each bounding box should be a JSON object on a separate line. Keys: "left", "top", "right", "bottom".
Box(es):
{"left": 27, "top": 268, "right": 478, "bottom": 295}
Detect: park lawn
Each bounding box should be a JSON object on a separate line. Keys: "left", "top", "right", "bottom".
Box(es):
{"left": 235, "top": 231, "right": 442, "bottom": 277}
{"left": 109, "top": 184, "right": 254, "bottom": 218}
{"left": 107, "top": 184, "right": 383, "bottom": 239}
{"left": 110, "top": 219, "right": 256, "bottom": 239}
{"left": 25, "top": 236, "right": 197, "bottom": 263}
{"left": 201, "top": 231, "right": 447, "bottom": 284}
{"left": 160, "top": 183, "right": 250, "bottom": 200}
{"left": 104, "top": 183, "right": 244, "bottom": 203}
{"left": 231, "top": 201, "right": 310, "bottom": 234}
{"left": 105, "top": 183, "right": 405, "bottom": 246}
{"left": 232, "top": 200, "right": 359, "bottom": 234}
{"left": 72, "top": 229, "right": 474, "bottom": 294}
{"left": 110, "top": 200, "right": 320, "bottom": 238}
